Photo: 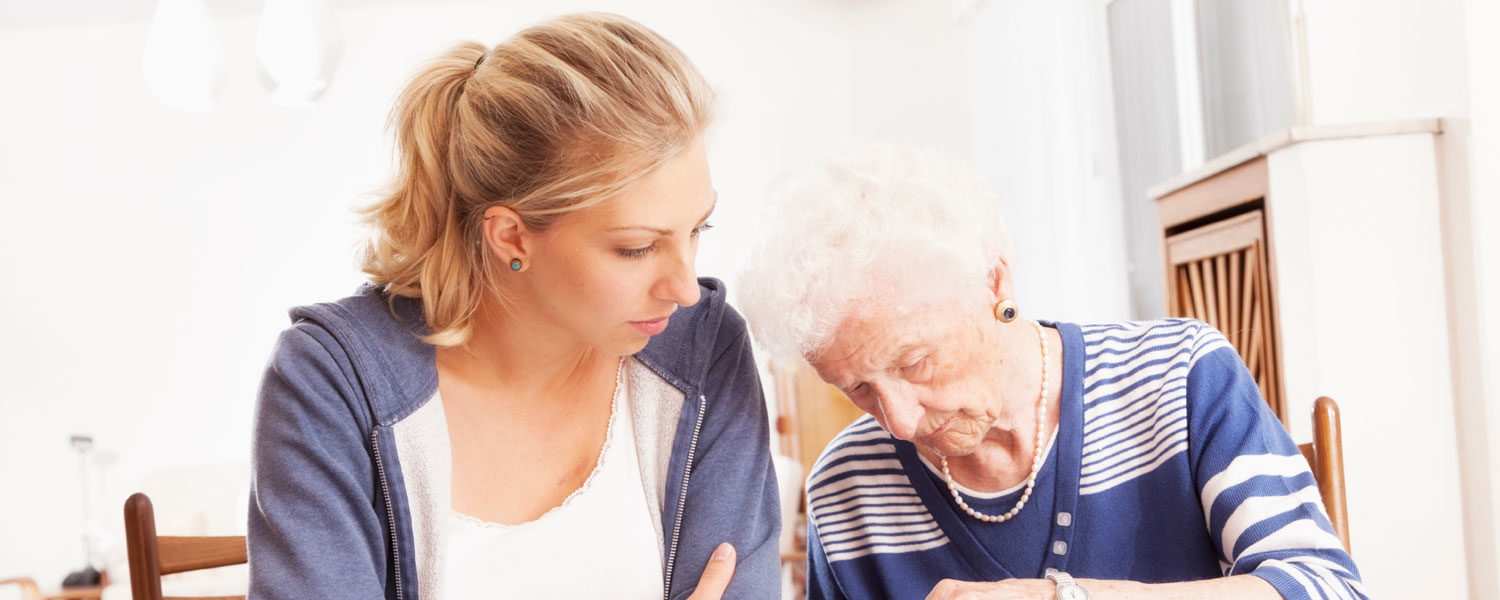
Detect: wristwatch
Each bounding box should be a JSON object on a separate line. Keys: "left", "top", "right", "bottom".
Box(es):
{"left": 1046, "top": 571, "right": 1090, "bottom": 600}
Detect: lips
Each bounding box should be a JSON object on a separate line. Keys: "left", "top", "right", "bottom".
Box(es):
{"left": 925, "top": 416, "right": 956, "bottom": 439}
{"left": 630, "top": 315, "right": 672, "bottom": 336}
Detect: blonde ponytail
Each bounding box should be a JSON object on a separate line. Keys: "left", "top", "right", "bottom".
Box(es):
{"left": 359, "top": 14, "right": 715, "bottom": 346}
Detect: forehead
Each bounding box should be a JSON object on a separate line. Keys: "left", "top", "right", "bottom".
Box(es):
{"left": 572, "top": 142, "right": 714, "bottom": 227}
{"left": 808, "top": 293, "right": 984, "bottom": 375}
{"left": 809, "top": 304, "right": 920, "bottom": 370}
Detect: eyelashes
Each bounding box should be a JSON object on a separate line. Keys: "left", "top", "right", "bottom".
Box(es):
{"left": 617, "top": 246, "right": 654, "bottom": 258}
{"left": 843, "top": 357, "right": 931, "bottom": 399}
{"left": 616, "top": 222, "right": 714, "bottom": 259}
{"left": 901, "top": 356, "right": 931, "bottom": 380}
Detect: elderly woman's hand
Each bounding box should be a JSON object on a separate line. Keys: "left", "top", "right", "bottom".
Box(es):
{"left": 925, "top": 578, "right": 1057, "bottom": 600}
{"left": 925, "top": 576, "right": 1282, "bottom": 599}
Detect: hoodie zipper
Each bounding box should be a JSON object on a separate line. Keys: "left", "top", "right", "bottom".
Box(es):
{"left": 370, "top": 429, "right": 405, "bottom": 600}
{"left": 662, "top": 392, "right": 709, "bottom": 600}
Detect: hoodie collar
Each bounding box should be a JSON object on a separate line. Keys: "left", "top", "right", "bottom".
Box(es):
{"left": 288, "top": 279, "right": 729, "bottom": 427}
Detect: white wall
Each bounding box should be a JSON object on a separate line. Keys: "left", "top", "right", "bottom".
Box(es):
{"left": 1464, "top": 0, "right": 1500, "bottom": 596}
{"left": 0, "top": 0, "right": 973, "bottom": 588}
{"left": 1299, "top": 0, "right": 1470, "bottom": 125}
{"left": 1438, "top": 111, "right": 1495, "bottom": 600}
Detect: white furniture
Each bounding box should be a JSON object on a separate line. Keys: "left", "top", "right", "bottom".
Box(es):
{"left": 1149, "top": 119, "right": 1467, "bottom": 598}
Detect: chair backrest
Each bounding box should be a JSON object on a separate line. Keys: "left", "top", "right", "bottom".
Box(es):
{"left": 1297, "top": 396, "right": 1351, "bottom": 552}
{"left": 0, "top": 577, "right": 43, "bottom": 600}
{"left": 123, "top": 493, "right": 246, "bottom": 600}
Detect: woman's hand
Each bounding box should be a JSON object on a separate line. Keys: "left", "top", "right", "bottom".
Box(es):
{"left": 925, "top": 578, "right": 1055, "bottom": 600}
{"left": 685, "top": 543, "right": 737, "bottom": 600}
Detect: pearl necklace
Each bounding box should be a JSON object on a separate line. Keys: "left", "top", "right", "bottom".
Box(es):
{"left": 940, "top": 319, "right": 1049, "bottom": 524}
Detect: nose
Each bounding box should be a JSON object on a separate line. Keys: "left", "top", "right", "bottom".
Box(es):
{"left": 655, "top": 243, "right": 701, "bottom": 307}
{"left": 875, "top": 391, "right": 923, "bottom": 441}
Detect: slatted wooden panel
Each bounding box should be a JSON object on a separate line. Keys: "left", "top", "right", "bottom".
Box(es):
{"left": 1165, "top": 210, "right": 1286, "bottom": 422}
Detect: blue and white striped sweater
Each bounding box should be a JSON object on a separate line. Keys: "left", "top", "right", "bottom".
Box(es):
{"left": 805, "top": 319, "right": 1364, "bottom": 600}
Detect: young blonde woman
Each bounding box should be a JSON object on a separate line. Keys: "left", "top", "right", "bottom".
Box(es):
{"left": 248, "top": 13, "right": 778, "bottom": 599}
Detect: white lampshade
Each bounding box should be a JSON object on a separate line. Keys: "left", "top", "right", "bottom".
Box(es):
{"left": 256, "top": 0, "right": 343, "bottom": 107}
{"left": 141, "top": 0, "right": 227, "bottom": 113}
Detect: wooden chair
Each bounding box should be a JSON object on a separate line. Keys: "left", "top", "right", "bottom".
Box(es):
{"left": 0, "top": 577, "right": 43, "bottom": 600}
{"left": 123, "top": 493, "right": 247, "bottom": 600}
{"left": 770, "top": 359, "right": 868, "bottom": 600}
{"left": 1298, "top": 396, "right": 1351, "bottom": 552}
{"left": 2, "top": 573, "right": 109, "bottom": 599}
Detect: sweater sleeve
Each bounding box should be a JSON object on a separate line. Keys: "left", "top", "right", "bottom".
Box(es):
{"left": 668, "top": 308, "right": 782, "bottom": 600}
{"left": 1185, "top": 323, "right": 1366, "bottom": 600}
{"left": 805, "top": 508, "right": 850, "bottom": 600}
{"left": 248, "top": 322, "right": 393, "bottom": 599}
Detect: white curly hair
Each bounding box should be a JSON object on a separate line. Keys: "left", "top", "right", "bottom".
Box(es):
{"left": 736, "top": 143, "right": 1016, "bottom": 359}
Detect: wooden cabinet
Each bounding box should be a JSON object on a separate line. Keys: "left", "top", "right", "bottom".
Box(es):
{"left": 1148, "top": 120, "right": 1472, "bottom": 596}
{"left": 1156, "top": 157, "right": 1285, "bottom": 421}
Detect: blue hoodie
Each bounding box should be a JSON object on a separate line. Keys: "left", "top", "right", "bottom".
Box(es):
{"left": 248, "top": 278, "right": 780, "bottom": 599}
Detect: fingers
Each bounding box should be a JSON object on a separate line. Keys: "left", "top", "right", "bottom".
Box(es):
{"left": 686, "top": 543, "right": 736, "bottom": 600}
{"left": 925, "top": 578, "right": 964, "bottom": 600}
{"left": 925, "top": 578, "right": 999, "bottom": 600}
{"left": 926, "top": 578, "right": 1043, "bottom": 600}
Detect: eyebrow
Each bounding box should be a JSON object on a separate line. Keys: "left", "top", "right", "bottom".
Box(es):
{"left": 892, "top": 345, "right": 923, "bottom": 363}
{"left": 825, "top": 341, "right": 912, "bottom": 391}
{"left": 606, "top": 192, "right": 718, "bottom": 235}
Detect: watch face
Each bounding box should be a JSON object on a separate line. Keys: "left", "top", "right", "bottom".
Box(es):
{"left": 1058, "top": 584, "right": 1089, "bottom": 600}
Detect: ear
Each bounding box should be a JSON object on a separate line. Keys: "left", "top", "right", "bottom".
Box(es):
{"left": 480, "top": 205, "right": 533, "bottom": 269}
{"left": 987, "top": 256, "right": 1016, "bottom": 304}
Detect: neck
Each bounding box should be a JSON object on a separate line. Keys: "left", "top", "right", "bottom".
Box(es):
{"left": 438, "top": 296, "right": 614, "bottom": 403}
{"left": 928, "top": 320, "right": 1062, "bottom": 492}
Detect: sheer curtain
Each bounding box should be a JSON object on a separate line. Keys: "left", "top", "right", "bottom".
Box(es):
{"left": 968, "top": 0, "right": 1133, "bottom": 323}
{"left": 1196, "top": 0, "right": 1303, "bottom": 157}
{"left": 1102, "top": 0, "right": 1303, "bottom": 318}
{"left": 1106, "top": 0, "right": 1184, "bottom": 319}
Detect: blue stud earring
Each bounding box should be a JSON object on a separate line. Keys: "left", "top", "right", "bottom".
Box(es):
{"left": 994, "top": 299, "right": 1018, "bottom": 323}
{"left": 510, "top": 258, "right": 523, "bottom": 271}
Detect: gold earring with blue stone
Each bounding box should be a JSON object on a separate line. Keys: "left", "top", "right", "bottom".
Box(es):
{"left": 994, "top": 299, "right": 1018, "bottom": 323}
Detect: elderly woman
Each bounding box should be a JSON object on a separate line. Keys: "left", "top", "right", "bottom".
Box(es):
{"left": 737, "top": 145, "right": 1363, "bottom": 600}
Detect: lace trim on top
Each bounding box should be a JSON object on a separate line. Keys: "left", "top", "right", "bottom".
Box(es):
{"left": 450, "top": 358, "right": 626, "bottom": 529}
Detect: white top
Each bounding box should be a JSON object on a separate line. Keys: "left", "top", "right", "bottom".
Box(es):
{"left": 441, "top": 361, "right": 663, "bottom": 599}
